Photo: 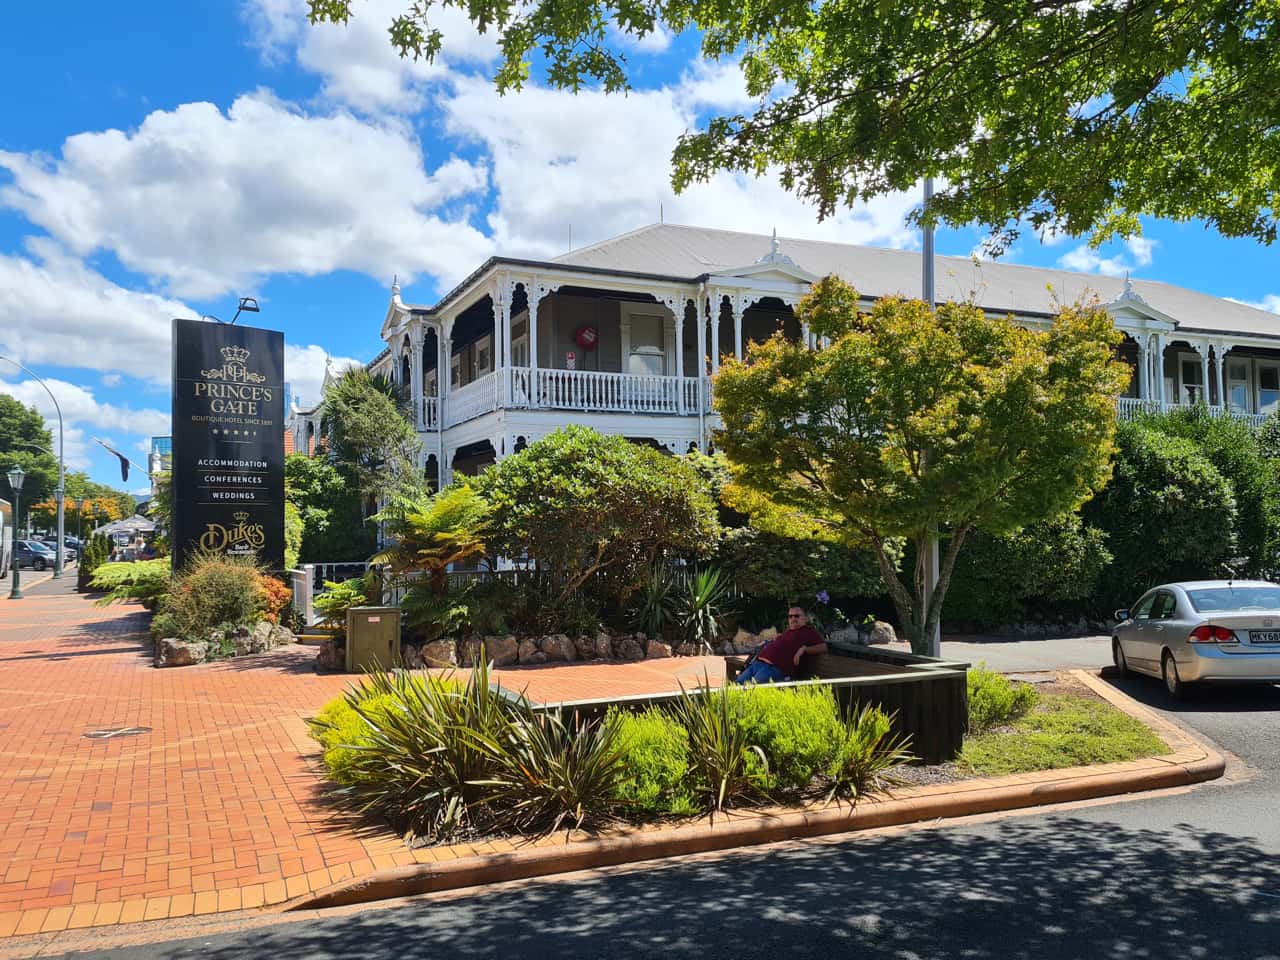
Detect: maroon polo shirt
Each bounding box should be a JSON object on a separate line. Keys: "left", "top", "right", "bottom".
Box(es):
{"left": 757, "top": 624, "right": 824, "bottom": 678}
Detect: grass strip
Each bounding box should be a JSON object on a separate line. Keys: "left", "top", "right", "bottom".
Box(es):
{"left": 960, "top": 693, "right": 1168, "bottom": 776}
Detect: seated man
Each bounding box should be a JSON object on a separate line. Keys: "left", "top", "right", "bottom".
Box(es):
{"left": 734, "top": 605, "right": 828, "bottom": 684}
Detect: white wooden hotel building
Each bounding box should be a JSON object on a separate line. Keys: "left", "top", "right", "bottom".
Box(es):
{"left": 289, "top": 223, "right": 1280, "bottom": 485}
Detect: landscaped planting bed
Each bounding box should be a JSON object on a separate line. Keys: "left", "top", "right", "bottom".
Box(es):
{"left": 309, "top": 661, "right": 912, "bottom": 845}
{"left": 308, "top": 662, "right": 1169, "bottom": 850}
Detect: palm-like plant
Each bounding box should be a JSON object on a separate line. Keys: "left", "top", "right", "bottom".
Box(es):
{"left": 826, "top": 704, "right": 914, "bottom": 803}
{"left": 678, "top": 566, "right": 734, "bottom": 652}
{"left": 372, "top": 484, "right": 491, "bottom": 595}
{"left": 668, "top": 679, "right": 765, "bottom": 812}
{"left": 630, "top": 564, "right": 676, "bottom": 639}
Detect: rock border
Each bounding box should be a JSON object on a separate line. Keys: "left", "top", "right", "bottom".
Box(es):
{"left": 283, "top": 668, "right": 1223, "bottom": 913}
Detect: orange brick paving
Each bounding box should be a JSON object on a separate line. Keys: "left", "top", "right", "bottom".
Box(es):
{"left": 0, "top": 577, "right": 726, "bottom": 936}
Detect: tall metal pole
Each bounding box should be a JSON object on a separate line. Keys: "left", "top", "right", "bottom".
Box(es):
{"left": 921, "top": 178, "right": 941, "bottom": 658}
{"left": 0, "top": 357, "right": 65, "bottom": 578}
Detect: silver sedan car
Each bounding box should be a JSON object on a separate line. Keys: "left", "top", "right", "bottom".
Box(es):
{"left": 1114, "top": 580, "right": 1280, "bottom": 696}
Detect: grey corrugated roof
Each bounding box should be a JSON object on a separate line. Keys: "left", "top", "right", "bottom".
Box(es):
{"left": 555, "top": 223, "right": 1280, "bottom": 339}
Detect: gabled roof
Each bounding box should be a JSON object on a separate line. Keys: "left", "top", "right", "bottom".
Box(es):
{"left": 554, "top": 223, "right": 1280, "bottom": 339}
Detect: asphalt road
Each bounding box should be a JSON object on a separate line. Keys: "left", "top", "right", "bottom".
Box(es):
{"left": 50, "top": 640, "right": 1280, "bottom": 960}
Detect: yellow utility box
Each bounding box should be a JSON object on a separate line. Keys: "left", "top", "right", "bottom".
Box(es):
{"left": 345, "top": 606, "right": 401, "bottom": 672}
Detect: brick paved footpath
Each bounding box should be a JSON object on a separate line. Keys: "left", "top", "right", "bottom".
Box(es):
{"left": 0, "top": 576, "right": 725, "bottom": 937}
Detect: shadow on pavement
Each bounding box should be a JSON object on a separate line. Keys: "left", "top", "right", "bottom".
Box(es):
{"left": 60, "top": 818, "right": 1280, "bottom": 960}
{"left": 1100, "top": 667, "right": 1280, "bottom": 714}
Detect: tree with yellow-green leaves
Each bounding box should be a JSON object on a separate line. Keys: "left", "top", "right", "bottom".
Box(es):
{"left": 712, "top": 277, "right": 1129, "bottom": 654}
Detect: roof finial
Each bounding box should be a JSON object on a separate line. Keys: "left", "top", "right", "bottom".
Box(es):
{"left": 755, "top": 228, "right": 799, "bottom": 268}
{"left": 391, "top": 274, "right": 401, "bottom": 297}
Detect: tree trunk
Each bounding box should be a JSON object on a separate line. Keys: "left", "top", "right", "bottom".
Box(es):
{"left": 872, "top": 527, "right": 972, "bottom": 656}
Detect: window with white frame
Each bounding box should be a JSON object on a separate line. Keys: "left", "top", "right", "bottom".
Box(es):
{"left": 628, "top": 313, "right": 666, "bottom": 376}
{"left": 1179, "top": 355, "right": 1205, "bottom": 404}
{"left": 1259, "top": 365, "right": 1280, "bottom": 415}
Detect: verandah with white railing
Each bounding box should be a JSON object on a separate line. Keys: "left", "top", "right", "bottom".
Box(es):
{"left": 1116, "top": 397, "right": 1269, "bottom": 429}
{"left": 427, "top": 367, "right": 712, "bottom": 426}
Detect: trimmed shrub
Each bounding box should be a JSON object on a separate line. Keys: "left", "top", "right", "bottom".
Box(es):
{"left": 1142, "top": 407, "right": 1280, "bottom": 580}
{"left": 91, "top": 558, "right": 171, "bottom": 610}
{"left": 717, "top": 526, "right": 883, "bottom": 609}
{"left": 967, "top": 664, "right": 1039, "bottom": 733}
{"left": 733, "top": 685, "right": 842, "bottom": 795}
{"left": 610, "top": 708, "right": 696, "bottom": 816}
{"left": 1084, "top": 422, "right": 1237, "bottom": 610}
{"left": 310, "top": 691, "right": 402, "bottom": 785}
{"left": 945, "top": 514, "right": 1111, "bottom": 629}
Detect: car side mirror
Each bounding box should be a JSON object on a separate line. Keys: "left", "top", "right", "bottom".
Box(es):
{"left": 1114, "top": 609, "right": 1131, "bottom": 622}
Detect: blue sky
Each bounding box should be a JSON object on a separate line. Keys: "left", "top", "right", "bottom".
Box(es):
{"left": 1, "top": 1, "right": 1277, "bottom": 491}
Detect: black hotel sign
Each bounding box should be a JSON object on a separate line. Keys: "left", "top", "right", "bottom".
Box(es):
{"left": 171, "top": 318, "right": 285, "bottom": 572}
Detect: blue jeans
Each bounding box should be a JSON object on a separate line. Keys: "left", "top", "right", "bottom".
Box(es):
{"left": 734, "top": 658, "right": 787, "bottom": 685}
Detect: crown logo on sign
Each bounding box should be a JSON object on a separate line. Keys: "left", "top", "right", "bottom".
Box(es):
{"left": 233, "top": 511, "right": 250, "bottom": 523}
{"left": 221, "top": 346, "right": 251, "bottom": 365}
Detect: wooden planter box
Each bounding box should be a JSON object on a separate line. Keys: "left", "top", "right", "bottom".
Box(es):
{"left": 498, "top": 641, "right": 969, "bottom": 765}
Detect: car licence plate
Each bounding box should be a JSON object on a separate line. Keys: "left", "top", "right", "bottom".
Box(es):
{"left": 1248, "top": 630, "right": 1280, "bottom": 644}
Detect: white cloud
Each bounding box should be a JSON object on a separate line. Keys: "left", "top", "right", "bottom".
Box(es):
{"left": 1227, "top": 294, "right": 1280, "bottom": 315}
{"left": 0, "top": 239, "right": 195, "bottom": 383}
{"left": 1125, "top": 234, "right": 1156, "bottom": 266}
{"left": 101, "top": 373, "right": 122, "bottom": 387}
{"left": 284, "top": 343, "right": 363, "bottom": 410}
{"left": 442, "top": 74, "right": 919, "bottom": 261}
{"left": 609, "top": 22, "right": 675, "bottom": 55}
{"left": 244, "top": 0, "right": 500, "bottom": 113}
{"left": 0, "top": 377, "right": 170, "bottom": 469}
{"left": 0, "top": 94, "right": 493, "bottom": 299}
{"left": 1057, "top": 235, "right": 1157, "bottom": 278}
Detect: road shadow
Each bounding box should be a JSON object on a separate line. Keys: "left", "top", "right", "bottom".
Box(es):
{"left": 65, "top": 817, "right": 1280, "bottom": 960}
{"left": 1100, "top": 666, "right": 1280, "bottom": 714}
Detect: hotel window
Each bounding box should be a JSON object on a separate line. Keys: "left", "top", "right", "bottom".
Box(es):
{"left": 1260, "top": 366, "right": 1280, "bottom": 415}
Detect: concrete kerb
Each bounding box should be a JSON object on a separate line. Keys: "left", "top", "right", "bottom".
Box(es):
{"left": 285, "top": 668, "right": 1225, "bottom": 913}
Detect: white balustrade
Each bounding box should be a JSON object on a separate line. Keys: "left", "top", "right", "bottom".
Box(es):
{"left": 422, "top": 396, "right": 439, "bottom": 430}
{"left": 532, "top": 369, "right": 694, "bottom": 414}
{"left": 1116, "top": 397, "right": 1268, "bottom": 428}
{"left": 444, "top": 371, "right": 499, "bottom": 427}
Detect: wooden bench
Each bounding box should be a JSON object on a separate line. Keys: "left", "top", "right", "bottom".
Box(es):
{"left": 724, "top": 644, "right": 969, "bottom": 764}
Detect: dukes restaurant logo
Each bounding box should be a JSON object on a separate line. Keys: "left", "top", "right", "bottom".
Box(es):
{"left": 194, "top": 346, "right": 272, "bottom": 415}
{"left": 199, "top": 511, "right": 267, "bottom": 554}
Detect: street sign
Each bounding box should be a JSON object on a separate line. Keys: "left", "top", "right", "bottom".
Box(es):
{"left": 171, "top": 318, "right": 285, "bottom": 572}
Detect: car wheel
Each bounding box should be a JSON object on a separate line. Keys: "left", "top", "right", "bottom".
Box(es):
{"left": 1162, "top": 651, "right": 1185, "bottom": 699}
{"left": 1113, "top": 638, "right": 1129, "bottom": 677}
{"left": 34, "top": 558, "right": 47, "bottom": 571}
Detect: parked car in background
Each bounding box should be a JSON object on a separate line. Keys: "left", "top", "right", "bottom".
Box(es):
{"left": 16, "top": 540, "right": 55, "bottom": 571}
{"left": 1113, "top": 580, "right": 1280, "bottom": 697}
{"left": 40, "top": 539, "right": 77, "bottom": 562}
{"left": 0, "top": 499, "right": 11, "bottom": 580}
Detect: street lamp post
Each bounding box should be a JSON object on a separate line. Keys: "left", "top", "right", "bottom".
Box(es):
{"left": 921, "top": 177, "right": 941, "bottom": 658}
{"left": 75, "top": 497, "right": 85, "bottom": 554}
{"left": 0, "top": 357, "right": 65, "bottom": 579}
{"left": 7, "top": 465, "right": 25, "bottom": 600}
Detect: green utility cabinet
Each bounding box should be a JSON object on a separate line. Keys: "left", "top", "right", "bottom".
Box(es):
{"left": 345, "top": 606, "right": 401, "bottom": 672}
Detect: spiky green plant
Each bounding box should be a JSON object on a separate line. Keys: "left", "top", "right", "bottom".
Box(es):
{"left": 630, "top": 564, "right": 676, "bottom": 639}
{"left": 318, "top": 658, "right": 517, "bottom": 842}
{"left": 372, "top": 484, "right": 491, "bottom": 596}
{"left": 677, "top": 566, "right": 734, "bottom": 652}
{"left": 480, "top": 709, "right": 628, "bottom": 834}
{"left": 825, "top": 704, "right": 914, "bottom": 803}
{"left": 668, "top": 679, "right": 765, "bottom": 811}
